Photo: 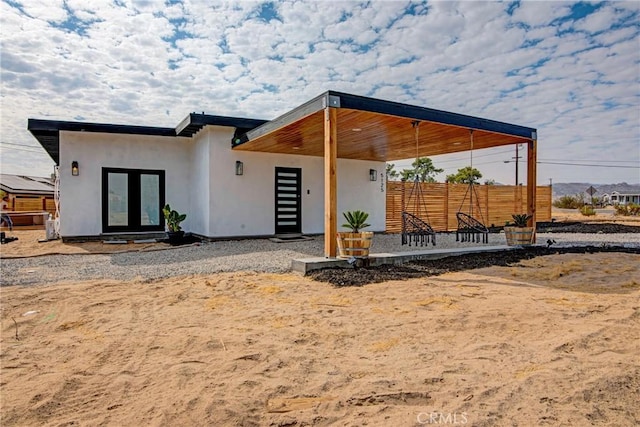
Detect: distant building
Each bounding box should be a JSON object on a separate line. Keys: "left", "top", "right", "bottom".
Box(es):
{"left": 602, "top": 191, "right": 640, "bottom": 206}
{"left": 0, "top": 173, "right": 55, "bottom": 213}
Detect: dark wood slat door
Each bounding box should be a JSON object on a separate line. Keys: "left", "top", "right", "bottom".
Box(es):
{"left": 274, "top": 167, "right": 302, "bottom": 235}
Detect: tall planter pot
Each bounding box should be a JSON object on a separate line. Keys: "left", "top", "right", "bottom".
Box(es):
{"left": 336, "top": 231, "right": 374, "bottom": 258}
{"left": 167, "top": 230, "right": 185, "bottom": 246}
{"left": 504, "top": 226, "right": 534, "bottom": 246}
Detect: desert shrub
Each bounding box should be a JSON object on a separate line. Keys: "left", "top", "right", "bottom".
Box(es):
{"left": 553, "top": 194, "right": 585, "bottom": 209}
{"left": 614, "top": 203, "right": 640, "bottom": 216}
{"left": 580, "top": 205, "right": 596, "bottom": 216}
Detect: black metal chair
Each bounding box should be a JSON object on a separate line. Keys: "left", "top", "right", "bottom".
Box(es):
{"left": 400, "top": 121, "right": 437, "bottom": 247}
{"left": 402, "top": 211, "right": 436, "bottom": 246}
{"left": 455, "top": 212, "right": 489, "bottom": 243}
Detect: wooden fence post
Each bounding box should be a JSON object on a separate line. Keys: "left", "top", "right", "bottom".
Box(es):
{"left": 444, "top": 183, "right": 449, "bottom": 231}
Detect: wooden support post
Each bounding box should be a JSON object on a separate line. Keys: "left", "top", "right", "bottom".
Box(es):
{"left": 527, "top": 135, "right": 537, "bottom": 241}
{"left": 324, "top": 107, "right": 338, "bottom": 258}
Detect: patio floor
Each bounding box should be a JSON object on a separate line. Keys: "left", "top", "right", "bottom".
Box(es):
{"left": 292, "top": 244, "right": 519, "bottom": 274}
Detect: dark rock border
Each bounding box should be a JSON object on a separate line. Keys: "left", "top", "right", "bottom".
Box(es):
{"left": 309, "top": 245, "right": 640, "bottom": 287}
{"left": 535, "top": 222, "right": 640, "bottom": 234}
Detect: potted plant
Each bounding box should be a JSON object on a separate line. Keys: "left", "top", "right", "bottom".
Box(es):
{"left": 162, "top": 203, "right": 187, "bottom": 245}
{"left": 336, "top": 210, "right": 374, "bottom": 258}
{"left": 504, "top": 213, "right": 534, "bottom": 246}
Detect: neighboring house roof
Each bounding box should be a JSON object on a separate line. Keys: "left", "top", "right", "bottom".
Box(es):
{"left": 610, "top": 191, "right": 640, "bottom": 196}
{"left": 28, "top": 90, "right": 537, "bottom": 164}
{"left": 0, "top": 174, "right": 54, "bottom": 195}
{"left": 28, "top": 114, "right": 268, "bottom": 164}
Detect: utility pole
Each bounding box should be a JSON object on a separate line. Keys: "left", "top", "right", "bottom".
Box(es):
{"left": 515, "top": 143, "right": 519, "bottom": 186}
{"left": 504, "top": 144, "right": 523, "bottom": 185}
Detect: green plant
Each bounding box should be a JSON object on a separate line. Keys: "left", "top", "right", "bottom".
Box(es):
{"left": 162, "top": 204, "right": 187, "bottom": 232}
{"left": 553, "top": 194, "right": 585, "bottom": 209}
{"left": 400, "top": 157, "right": 443, "bottom": 183}
{"left": 341, "top": 210, "right": 370, "bottom": 233}
{"left": 580, "top": 205, "right": 596, "bottom": 216}
{"left": 510, "top": 213, "right": 532, "bottom": 227}
{"left": 445, "top": 166, "right": 482, "bottom": 184}
{"left": 615, "top": 203, "right": 640, "bottom": 216}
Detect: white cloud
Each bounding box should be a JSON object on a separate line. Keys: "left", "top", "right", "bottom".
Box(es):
{"left": 573, "top": 4, "right": 624, "bottom": 33}
{"left": 510, "top": 1, "right": 573, "bottom": 28}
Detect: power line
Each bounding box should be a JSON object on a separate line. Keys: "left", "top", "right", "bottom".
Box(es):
{"left": 537, "top": 161, "right": 639, "bottom": 168}
{"left": 399, "top": 150, "right": 639, "bottom": 167}
{"left": 538, "top": 158, "right": 637, "bottom": 164}
{"left": 0, "top": 141, "right": 42, "bottom": 149}
{"left": 433, "top": 148, "right": 515, "bottom": 164}
{"left": 0, "top": 145, "right": 47, "bottom": 154}
{"left": 438, "top": 159, "right": 639, "bottom": 172}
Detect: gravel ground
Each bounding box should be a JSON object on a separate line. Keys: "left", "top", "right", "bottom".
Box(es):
{"left": 1, "top": 227, "right": 639, "bottom": 287}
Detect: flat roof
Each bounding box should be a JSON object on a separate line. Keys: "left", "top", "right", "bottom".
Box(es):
{"left": 28, "top": 114, "right": 267, "bottom": 164}
{"left": 232, "top": 91, "right": 537, "bottom": 161}
{"left": 28, "top": 91, "right": 537, "bottom": 164}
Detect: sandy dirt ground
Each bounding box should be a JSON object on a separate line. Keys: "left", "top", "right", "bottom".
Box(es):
{"left": 0, "top": 230, "right": 174, "bottom": 258}
{"left": 549, "top": 210, "right": 640, "bottom": 226}
{"left": 1, "top": 250, "right": 639, "bottom": 426}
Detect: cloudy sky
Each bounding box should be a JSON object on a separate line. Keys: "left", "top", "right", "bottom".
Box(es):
{"left": 1, "top": 0, "right": 638, "bottom": 185}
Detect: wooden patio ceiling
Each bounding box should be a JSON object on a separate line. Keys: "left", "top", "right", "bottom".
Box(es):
{"left": 232, "top": 91, "right": 536, "bottom": 161}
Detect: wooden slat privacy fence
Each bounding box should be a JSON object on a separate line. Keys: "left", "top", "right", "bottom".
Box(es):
{"left": 386, "top": 182, "right": 552, "bottom": 233}
{"left": 6, "top": 195, "right": 56, "bottom": 216}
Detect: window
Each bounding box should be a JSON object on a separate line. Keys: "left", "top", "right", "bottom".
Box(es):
{"left": 102, "top": 168, "right": 165, "bottom": 233}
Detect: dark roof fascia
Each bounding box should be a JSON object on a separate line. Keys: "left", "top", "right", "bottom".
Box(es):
{"left": 28, "top": 114, "right": 267, "bottom": 165}
{"left": 176, "top": 113, "right": 268, "bottom": 137}
{"left": 28, "top": 118, "right": 177, "bottom": 137}
{"left": 27, "top": 118, "right": 177, "bottom": 165}
{"left": 233, "top": 91, "right": 537, "bottom": 148}
{"left": 329, "top": 90, "right": 537, "bottom": 139}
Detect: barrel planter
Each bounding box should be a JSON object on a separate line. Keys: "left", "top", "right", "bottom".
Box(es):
{"left": 336, "top": 231, "right": 374, "bottom": 258}
{"left": 504, "top": 226, "right": 534, "bottom": 246}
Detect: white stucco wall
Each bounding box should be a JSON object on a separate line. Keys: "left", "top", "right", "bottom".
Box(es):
{"left": 208, "top": 133, "right": 325, "bottom": 237}
{"left": 58, "top": 127, "right": 386, "bottom": 238}
{"left": 337, "top": 159, "right": 386, "bottom": 232}
{"left": 59, "top": 131, "right": 191, "bottom": 237}
{"left": 188, "top": 132, "right": 212, "bottom": 236}
{"left": 204, "top": 127, "right": 386, "bottom": 237}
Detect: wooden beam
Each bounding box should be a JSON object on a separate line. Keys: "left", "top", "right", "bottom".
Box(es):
{"left": 324, "top": 107, "right": 338, "bottom": 257}
{"left": 527, "top": 136, "right": 537, "bottom": 242}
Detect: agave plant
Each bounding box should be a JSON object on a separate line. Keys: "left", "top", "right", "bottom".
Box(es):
{"left": 510, "top": 213, "right": 532, "bottom": 227}
{"left": 342, "top": 210, "right": 371, "bottom": 233}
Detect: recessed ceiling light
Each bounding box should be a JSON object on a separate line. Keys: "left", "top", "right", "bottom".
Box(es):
{"left": 352, "top": 128, "right": 362, "bottom": 132}
{"left": 453, "top": 142, "right": 462, "bottom": 145}
{"left": 292, "top": 146, "right": 301, "bottom": 150}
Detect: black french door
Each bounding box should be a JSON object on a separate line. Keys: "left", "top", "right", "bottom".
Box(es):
{"left": 102, "top": 168, "right": 165, "bottom": 233}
